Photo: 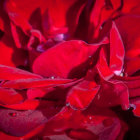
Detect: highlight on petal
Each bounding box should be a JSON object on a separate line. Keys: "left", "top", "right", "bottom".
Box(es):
{"left": 96, "top": 22, "right": 125, "bottom": 79}
{"left": 32, "top": 40, "right": 100, "bottom": 78}
{"left": 130, "top": 98, "right": 140, "bottom": 117}
{"left": 1, "top": 99, "right": 61, "bottom": 111}
{"left": 1, "top": 99, "right": 40, "bottom": 110}
{"left": 1, "top": 78, "right": 73, "bottom": 89}
{"left": 96, "top": 47, "right": 114, "bottom": 80}
{"left": 27, "top": 79, "right": 82, "bottom": 100}
{"left": 115, "top": 15, "right": 140, "bottom": 75}
{"left": 0, "top": 64, "right": 42, "bottom": 80}
{"left": 67, "top": 80, "right": 100, "bottom": 110}
{"left": 110, "top": 22, "right": 125, "bottom": 75}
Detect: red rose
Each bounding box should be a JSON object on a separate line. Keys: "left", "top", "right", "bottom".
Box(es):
{"left": 0, "top": 0, "right": 140, "bottom": 139}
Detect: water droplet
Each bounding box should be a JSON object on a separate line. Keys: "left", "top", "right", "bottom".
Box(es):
{"left": 88, "top": 116, "right": 93, "bottom": 120}
{"left": 114, "top": 70, "right": 122, "bottom": 76}
{"left": 51, "top": 76, "right": 55, "bottom": 79}
{"left": 9, "top": 112, "right": 17, "bottom": 117}
{"left": 54, "top": 34, "right": 64, "bottom": 42}
{"left": 66, "top": 103, "right": 69, "bottom": 106}
{"left": 97, "top": 94, "right": 100, "bottom": 100}
{"left": 103, "top": 118, "right": 113, "bottom": 127}
{"left": 120, "top": 73, "right": 124, "bottom": 77}
{"left": 89, "top": 56, "right": 92, "bottom": 58}
{"left": 100, "top": 26, "right": 103, "bottom": 30}
{"left": 129, "top": 104, "right": 136, "bottom": 110}
{"left": 123, "top": 104, "right": 129, "bottom": 110}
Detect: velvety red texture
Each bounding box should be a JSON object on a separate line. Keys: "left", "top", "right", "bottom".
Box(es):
{"left": 0, "top": 0, "right": 140, "bottom": 139}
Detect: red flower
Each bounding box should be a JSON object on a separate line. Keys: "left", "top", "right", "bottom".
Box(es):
{"left": 0, "top": 0, "right": 140, "bottom": 139}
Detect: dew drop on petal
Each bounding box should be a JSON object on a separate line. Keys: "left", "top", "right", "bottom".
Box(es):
{"left": 114, "top": 70, "right": 122, "bottom": 76}
{"left": 89, "top": 116, "right": 93, "bottom": 120}
{"left": 100, "top": 26, "right": 103, "bottom": 30}
{"left": 51, "top": 76, "right": 55, "bottom": 79}
{"left": 54, "top": 34, "right": 64, "bottom": 42}
{"left": 86, "top": 116, "right": 94, "bottom": 123}
{"left": 129, "top": 104, "right": 136, "bottom": 110}
{"left": 66, "top": 103, "right": 69, "bottom": 106}
{"left": 97, "top": 94, "right": 100, "bottom": 100}
{"left": 119, "top": 72, "right": 124, "bottom": 77}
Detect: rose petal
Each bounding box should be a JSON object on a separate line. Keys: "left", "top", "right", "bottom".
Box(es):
{"left": 94, "top": 80, "right": 129, "bottom": 110}
{"left": 0, "top": 87, "right": 23, "bottom": 105}
{"left": 27, "top": 88, "right": 51, "bottom": 100}
{"left": 39, "top": 106, "right": 126, "bottom": 140}
{"left": 1, "top": 78, "right": 73, "bottom": 89}
{"left": 122, "top": 0, "right": 140, "bottom": 14}
{"left": 130, "top": 98, "right": 140, "bottom": 117}
{"left": 0, "top": 99, "right": 61, "bottom": 111}
{"left": 67, "top": 80, "right": 100, "bottom": 110}
{"left": 0, "top": 40, "right": 15, "bottom": 67}
{"left": 0, "top": 64, "right": 42, "bottom": 80}
{"left": 110, "top": 22, "right": 124, "bottom": 74}
{"left": 115, "top": 16, "right": 140, "bottom": 75}
{"left": 1, "top": 99, "right": 40, "bottom": 110}
{"left": 96, "top": 47, "right": 114, "bottom": 80}
{"left": 116, "top": 76, "right": 140, "bottom": 98}
{"left": 0, "top": 109, "right": 46, "bottom": 136}
{"left": 33, "top": 40, "right": 100, "bottom": 78}
{"left": 0, "top": 131, "right": 20, "bottom": 140}
{"left": 10, "top": 22, "right": 29, "bottom": 49}
{"left": 5, "top": 0, "right": 86, "bottom": 37}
